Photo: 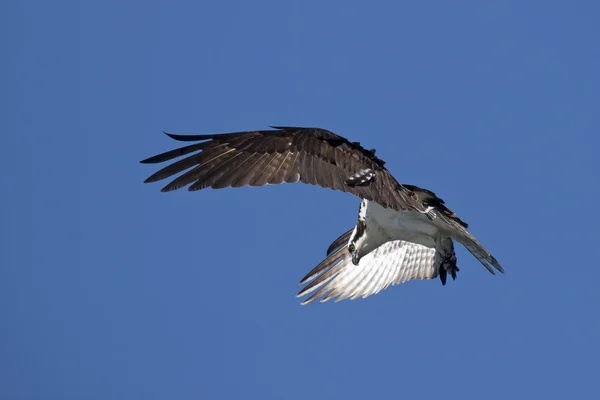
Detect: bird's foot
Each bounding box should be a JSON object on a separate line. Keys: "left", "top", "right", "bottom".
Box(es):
{"left": 438, "top": 253, "right": 459, "bottom": 286}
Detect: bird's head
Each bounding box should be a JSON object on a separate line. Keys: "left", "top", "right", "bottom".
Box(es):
{"left": 347, "top": 223, "right": 376, "bottom": 266}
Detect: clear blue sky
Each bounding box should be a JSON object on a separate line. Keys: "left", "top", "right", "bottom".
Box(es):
{"left": 2, "top": 1, "right": 599, "bottom": 399}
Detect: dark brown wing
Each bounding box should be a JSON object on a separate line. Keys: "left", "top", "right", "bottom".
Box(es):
{"left": 402, "top": 184, "right": 469, "bottom": 228}
{"left": 141, "top": 126, "right": 423, "bottom": 212}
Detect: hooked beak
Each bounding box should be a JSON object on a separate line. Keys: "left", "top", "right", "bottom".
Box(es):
{"left": 351, "top": 252, "right": 360, "bottom": 266}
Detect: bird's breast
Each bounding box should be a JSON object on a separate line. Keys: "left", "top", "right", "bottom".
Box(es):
{"left": 365, "top": 201, "right": 438, "bottom": 248}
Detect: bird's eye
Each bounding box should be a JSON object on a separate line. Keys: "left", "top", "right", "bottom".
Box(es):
{"left": 349, "top": 244, "right": 356, "bottom": 252}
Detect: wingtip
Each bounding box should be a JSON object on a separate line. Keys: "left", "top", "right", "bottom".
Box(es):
{"left": 160, "top": 185, "right": 178, "bottom": 193}
{"left": 162, "top": 131, "right": 180, "bottom": 140}
{"left": 162, "top": 131, "right": 215, "bottom": 142}
{"left": 489, "top": 257, "right": 504, "bottom": 274}
{"left": 298, "top": 272, "right": 317, "bottom": 285}
{"left": 163, "top": 131, "right": 189, "bottom": 141}
{"left": 138, "top": 131, "right": 197, "bottom": 163}
{"left": 297, "top": 291, "right": 313, "bottom": 305}
{"left": 296, "top": 284, "right": 312, "bottom": 298}
{"left": 268, "top": 125, "right": 312, "bottom": 131}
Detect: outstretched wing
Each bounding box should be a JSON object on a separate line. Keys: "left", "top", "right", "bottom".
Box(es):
{"left": 297, "top": 229, "right": 439, "bottom": 304}
{"left": 141, "top": 127, "right": 423, "bottom": 212}
{"left": 404, "top": 184, "right": 504, "bottom": 275}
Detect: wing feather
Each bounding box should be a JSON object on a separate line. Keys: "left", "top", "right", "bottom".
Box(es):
{"left": 228, "top": 153, "right": 263, "bottom": 187}
{"left": 189, "top": 151, "right": 246, "bottom": 190}
{"left": 242, "top": 153, "right": 274, "bottom": 186}
{"left": 249, "top": 153, "right": 279, "bottom": 186}
{"left": 325, "top": 229, "right": 354, "bottom": 256}
{"left": 141, "top": 142, "right": 208, "bottom": 165}
{"left": 300, "top": 149, "right": 316, "bottom": 186}
{"left": 298, "top": 238, "right": 438, "bottom": 304}
{"left": 438, "top": 213, "right": 504, "bottom": 274}
{"left": 143, "top": 144, "right": 226, "bottom": 183}
{"left": 210, "top": 152, "right": 254, "bottom": 189}
{"left": 267, "top": 151, "right": 291, "bottom": 185}
{"left": 283, "top": 151, "right": 301, "bottom": 183}
{"left": 141, "top": 127, "right": 424, "bottom": 212}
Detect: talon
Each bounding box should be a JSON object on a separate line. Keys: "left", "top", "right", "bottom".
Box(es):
{"left": 439, "top": 252, "right": 458, "bottom": 285}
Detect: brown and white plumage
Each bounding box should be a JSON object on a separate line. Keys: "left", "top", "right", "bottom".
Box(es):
{"left": 141, "top": 126, "right": 504, "bottom": 303}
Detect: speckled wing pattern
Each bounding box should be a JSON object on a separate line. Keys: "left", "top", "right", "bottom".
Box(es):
{"left": 297, "top": 229, "right": 438, "bottom": 304}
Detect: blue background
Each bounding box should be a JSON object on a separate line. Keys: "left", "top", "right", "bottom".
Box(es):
{"left": 2, "top": 1, "right": 599, "bottom": 399}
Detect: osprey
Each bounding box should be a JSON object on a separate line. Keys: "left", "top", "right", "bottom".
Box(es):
{"left": 141, "top": 126, "right": 504, "bottom": 303}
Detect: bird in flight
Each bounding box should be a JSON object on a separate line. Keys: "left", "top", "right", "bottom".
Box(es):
{"left": 141, "top": 126, "right": 504, "bottom": 303}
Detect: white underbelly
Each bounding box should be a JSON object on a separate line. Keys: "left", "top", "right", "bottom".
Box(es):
{"left": 365, "top": 201, "right": 438, "bottom": 248}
